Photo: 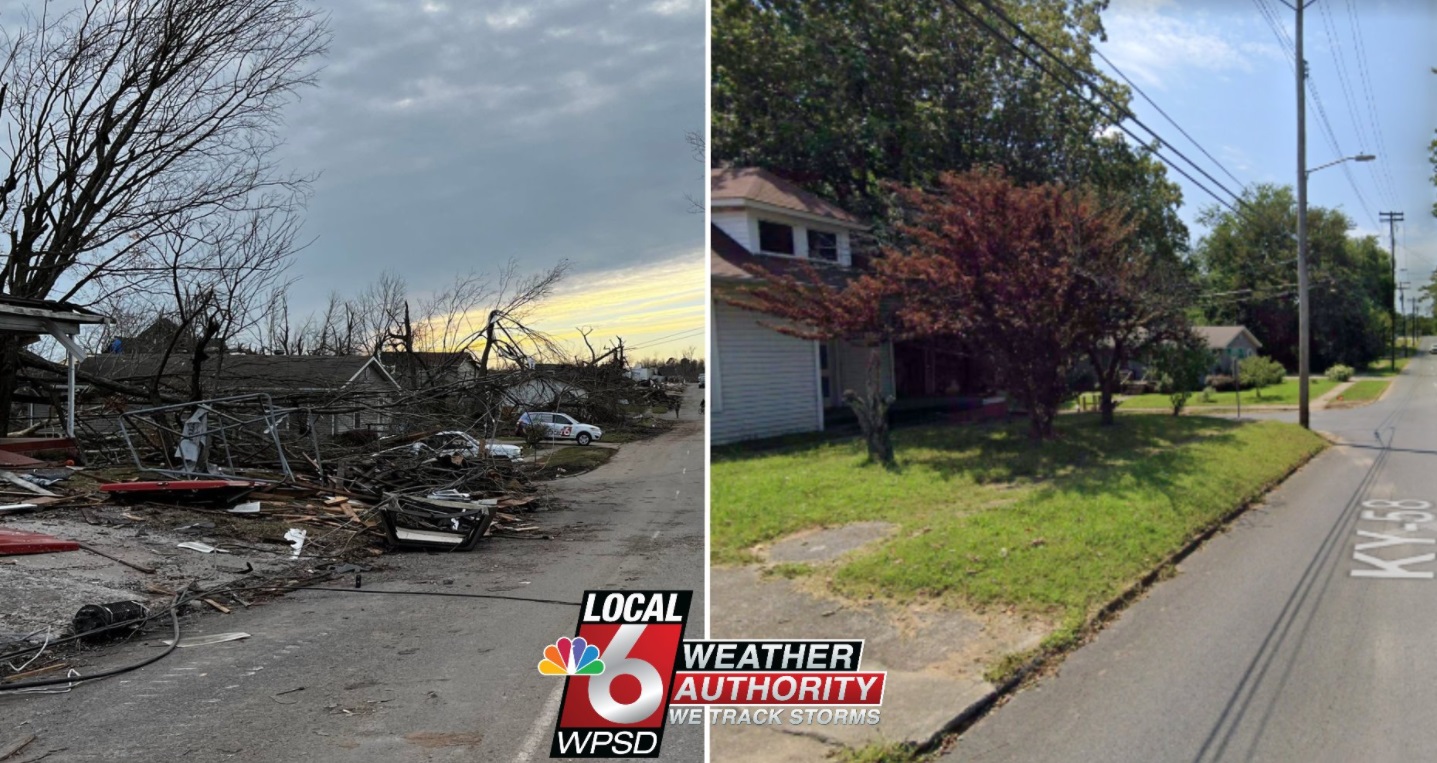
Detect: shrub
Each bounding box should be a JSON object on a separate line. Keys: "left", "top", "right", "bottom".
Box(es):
{"left": 1201, "top": 386, "right": 1216, "bottom": 403}
{"left": 1238, "top": 355, "right": 1287, "bottom": 398}
{"left": 1325, "top": 364, "right": 1354, "bottom": 382}
{"left": 1207, "top": 374, "right": 1236, "bottom": 392}
{"left": 1149, "top": 341, "right": 1212, "bottom": 416}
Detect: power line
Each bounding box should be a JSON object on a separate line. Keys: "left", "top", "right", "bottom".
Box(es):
{"left": 949, "top": 0, "right": 1247, "bottom": 217}
{"left": 1342, "top": 0, "right": 1403, "bottom": 208}
{"left": 1090, "top": 46, "right": 1249, "bottom": 193}
{"left": 1251, "top": 0, "right": 1381, "bottom": 228}
{"left": 1316, "top": 0, "right": 1389, "bottom": 208}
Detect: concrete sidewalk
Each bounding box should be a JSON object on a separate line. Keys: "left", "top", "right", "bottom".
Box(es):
{"left": 709, "top": 525, "right": 1048, "bottom": 761}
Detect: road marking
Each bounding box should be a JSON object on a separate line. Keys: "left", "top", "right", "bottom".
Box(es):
{"left": 516, "top": 682, "right": 566, "bottom": 761}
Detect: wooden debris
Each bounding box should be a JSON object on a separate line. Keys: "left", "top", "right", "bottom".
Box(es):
{"left": 1, "top": 662, "right": 69, "bottom": 682}
{"left": 0, "top": 471, "right": 57, "bottom": 497}
{"left": 202, "top": 598, "right": 232, "bottom": 614}
{"left": 78, "top": 544, "right": 156, "bottom": 574}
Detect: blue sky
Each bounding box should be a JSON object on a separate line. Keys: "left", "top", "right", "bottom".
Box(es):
{"left": 1096, "top": 0, "right": 1436, "bottom": 307}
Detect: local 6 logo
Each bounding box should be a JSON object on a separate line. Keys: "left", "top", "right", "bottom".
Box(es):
{"left": 541, "top": 590, "right": 692, "bottom": 758}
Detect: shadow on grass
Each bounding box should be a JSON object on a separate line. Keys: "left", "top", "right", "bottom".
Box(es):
{"left": 713, "top": 414, "right": 1248, "bottom": 491}
{"left": 897, "top": 413, "right": 1244, "bottom": 487}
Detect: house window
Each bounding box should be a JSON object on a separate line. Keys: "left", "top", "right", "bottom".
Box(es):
{"left": 758, "top": 221, "right": 795, "bottom": 255}
{"left": 808, "top": 230, "right": 838, "bottom": 262}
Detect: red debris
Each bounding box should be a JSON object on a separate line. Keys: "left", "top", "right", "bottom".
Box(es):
{"left": 0, "top": 527, "right": 80, "bottom": 556}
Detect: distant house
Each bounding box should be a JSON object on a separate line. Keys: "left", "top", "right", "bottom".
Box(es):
{"left": 379, "top": 351, "right": 482, "bottom": 390}
{"left": 1195, "top": 326, "right": 1262, "bottom": 375}
{"left": 107, "top": 317, "right": 211, "bottom": 355}
{"left": 78, "top": 353, "right": 402, "bottom": 435}
{"left": 710, "top": 167, "right": 893, "bottom": 445}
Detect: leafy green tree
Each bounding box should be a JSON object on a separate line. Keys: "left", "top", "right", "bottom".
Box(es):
{"left": 1238, "top": 355, "right": 1286, "bottom": 399}
{"left": 1149, "top": 336, "right": 1211, "bottom": 416}
{"left": 712, "top": 0, "right": 1124, "bottom": 225}
{"left": 1195, "top": 184, "right": 1390, "bottom": 370}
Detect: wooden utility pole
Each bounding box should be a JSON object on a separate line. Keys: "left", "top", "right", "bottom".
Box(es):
{"left": 1380, "top": 211, "right": 1404, "bottom": 367}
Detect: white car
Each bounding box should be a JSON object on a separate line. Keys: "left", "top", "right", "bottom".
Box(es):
{"left": 516, "top": 412, "right": 603, "bottom": 446}
{"left": 405, "top": 431, "right": 523, "bottom": 461}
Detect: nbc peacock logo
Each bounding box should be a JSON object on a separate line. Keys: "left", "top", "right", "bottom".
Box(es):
{"left": 539, "top": 636, "right": 605, "bottom": 676}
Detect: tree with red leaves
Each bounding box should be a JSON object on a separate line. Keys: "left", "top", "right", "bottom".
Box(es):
{"left": 884, "top": 167, "right": 1156, "bottom": 439}
{"left": 722, "top": 266, "right": 904, "bottom": 467}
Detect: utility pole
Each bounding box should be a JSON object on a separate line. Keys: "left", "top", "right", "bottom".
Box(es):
{"left": 1399, "top": 281, "right": 1410, "bottom": 356}
{"left": 1295, "top": 0, "right": 1311, "bottom": 430}
{"left": 1381, "top": 211, "right": 1404, "bottom": 367}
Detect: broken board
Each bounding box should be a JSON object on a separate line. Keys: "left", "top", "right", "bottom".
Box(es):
{"left": 0, "top": 528, "right": 80, "bottom": 556}
{"left": 100, "top": 480, "right": 260, "bottom": 504}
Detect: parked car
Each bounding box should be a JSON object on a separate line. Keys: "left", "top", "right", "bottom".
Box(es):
{"left": 516, "top": 412, "right": 603, "bottom": 446}
{"left": 400, "top": 431, "right": 523, "bottom": 461}
{"left": 698, "top": 373, "right": 705, "bottom": 389}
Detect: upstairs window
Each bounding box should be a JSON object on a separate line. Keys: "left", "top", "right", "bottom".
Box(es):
{"left": 808, "top": 230, "right": 838, "bottom": 262}
{"left": 758, "top": 221, "right": 795, "bottom": 255}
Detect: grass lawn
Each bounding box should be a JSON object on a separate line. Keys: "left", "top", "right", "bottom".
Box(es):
{"left": 1361, "top": 356, "right": 1413, "bottom": 378}
{"left": 532, "top": 446, "right": 613, "bottom": 479}
{"left": 1120, "top": 378, "right": 1338, "bottom": 409}
{"left": 1335, "top": 379, "right": 1389, "bottom": 402}
{"left": 712, "top": 415, "right": 1325, "bottom": 635}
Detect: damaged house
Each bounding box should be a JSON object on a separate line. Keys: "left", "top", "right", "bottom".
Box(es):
{"left": 77, "top": 353, "right": 403, "bottom": 436}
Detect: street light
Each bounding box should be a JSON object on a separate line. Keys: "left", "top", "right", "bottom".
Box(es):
{"left": 1297, "top": 152, "right": 1374, "bottom": 430}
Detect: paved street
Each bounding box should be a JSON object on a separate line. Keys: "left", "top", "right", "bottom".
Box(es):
{"left": 1, "top": 386, "right": 705, "bottom": 762}
{"left": 950, "top": 350, "right": 1437, "bottom": 761}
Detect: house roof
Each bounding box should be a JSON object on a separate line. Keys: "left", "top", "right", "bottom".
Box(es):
{"left": 79, "top": 353, "right": 398, "bottom": 392}
{"left": 710, "top": 225, "right": 855, "bottom": 289}
{"left": 379, "top": 351, "right": 476, "bottom": 366}
{"left": 0, "top": 295, "right": 108, "bottom": 337}
{"left": 711, "top": 167, "right": 863, "bottom": 225}
{"left": 1194, "top": 326, "right": 1261, "bottom": 350}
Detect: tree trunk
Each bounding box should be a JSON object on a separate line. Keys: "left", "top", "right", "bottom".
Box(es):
{"left": 844, "top": 346, "right": 895, "bottom": 468}
{"left": 0, "top": 336, "right": 21, "bottom": 434}
{"left": 1093, "top": 352, "right": 1118, "bottom": 427}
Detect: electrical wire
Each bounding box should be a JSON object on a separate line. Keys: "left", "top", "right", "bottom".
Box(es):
{"left": 0, "top": 595, "right": 182, "bottom": 692}
{"left": 949, "top": 1, "right": 1246, "bottom": 218}
{"left": 292, "top": 586, "right": 579, "bottom": 606}
{"left": 1090, "top": 46, "right": 1248, "bottom": 192}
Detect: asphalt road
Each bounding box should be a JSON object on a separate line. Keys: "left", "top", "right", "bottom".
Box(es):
{"left": 2, "top": 386, "right": 705, "bottom": 763}
{"left": 950, "top": 349, "right": 1437, "bottom": 762}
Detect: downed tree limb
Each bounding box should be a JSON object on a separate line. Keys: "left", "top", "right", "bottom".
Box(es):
{"left": 18, "top": 351, "right": 185, "bottom": 404}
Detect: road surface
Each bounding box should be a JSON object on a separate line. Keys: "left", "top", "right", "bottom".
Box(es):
{"left": 2, "top": 385, "right": 705, "bottom": 762}
{"left": 950, "top": 350, "right": 1437, "bottom": 762}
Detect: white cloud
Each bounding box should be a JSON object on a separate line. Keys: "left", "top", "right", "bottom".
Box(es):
{"left": 647, "top": 0, "right": 702, "bottom": 17}
{"left": 1100, "top": 0, "right": 1284, "bottom": 88}
{"left": 485, "top": 7, "right": 534, "bottom": 31}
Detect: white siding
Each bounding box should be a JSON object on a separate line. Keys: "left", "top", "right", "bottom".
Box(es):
{"left": 712, "top": 300, "right": 821, "bottom": 445}
{"left": 712, "top": 209, "right": 755, "bottom": 252}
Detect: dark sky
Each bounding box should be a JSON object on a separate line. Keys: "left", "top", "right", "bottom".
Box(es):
{"left": 276, "top": 0, "right": 706, "bottom": 321}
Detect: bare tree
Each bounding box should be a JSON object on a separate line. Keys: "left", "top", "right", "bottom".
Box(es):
{"left": 0, "top": 0, "right": 328, "bottom": 429}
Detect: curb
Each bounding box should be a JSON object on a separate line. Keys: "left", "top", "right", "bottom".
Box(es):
{"left": 912, "top": 433, "right": 1330, "bottom": 756}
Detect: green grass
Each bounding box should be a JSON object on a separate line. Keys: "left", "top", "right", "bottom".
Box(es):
{"left": 1119, "top": 378, "right": 1338, "bottom": 409}
{"left": 533, "top": 446, "right": 613, "bottom": 479}
{"left": 712, "top": 415, "right": 1325, "bottom": 627}
{"left": 1361, "top": 355, "right": 1413, "bottom": 378}
{"left": 1335, "top": 379, "right": 1389, "bottom": 402}
{"left": 833, "top": 742, "right": 923, "bottom": 763}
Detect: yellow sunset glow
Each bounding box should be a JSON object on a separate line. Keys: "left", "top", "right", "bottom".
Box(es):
{"left": 429, "top": 252, "right": 706, "bottom": 363}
